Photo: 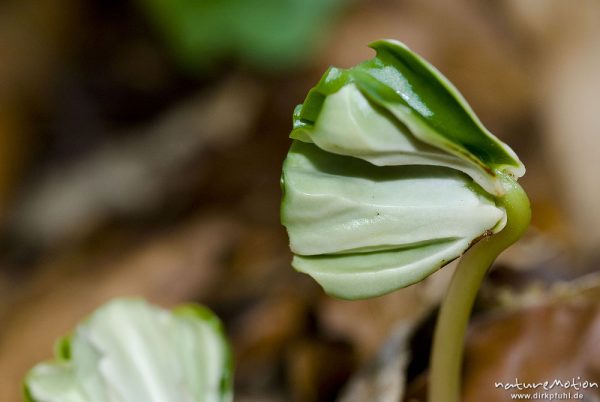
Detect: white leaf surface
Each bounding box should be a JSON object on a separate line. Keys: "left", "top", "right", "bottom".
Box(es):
{"left": 307, "top": 84, "right": 501, "bottom": 195}
{"left": 282, "top": 142, "right": 506, "bottom": 299}
{"left": 25, "top": 299, "right": 232, "bottom": 402}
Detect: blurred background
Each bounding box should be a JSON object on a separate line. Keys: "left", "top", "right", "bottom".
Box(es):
{"left": 1, "top": 0, "right": 600, "bottom": 401}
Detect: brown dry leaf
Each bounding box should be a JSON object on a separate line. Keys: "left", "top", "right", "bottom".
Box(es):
{"left": 318, "top": 263, "right": 454, "bottom": 361}
{"left": 0, "top": 103, "right": 29, "bottom": 221}
{"left": 231, "top": 292, "right": 310, "bottom": 392}
{"left": 0, "top": 0, "right": 79, "bottom": 207}
{"left": 321, "top": 265, "right": 456, "bottom": 402}
{"left": 7, "top": 76, "right": 263, "bottom": 248}
{"left": 464, "top": 300, "right": 600, "bottom": 401}
{"left": 403, "top": 276, "right": 600, "bottom": 402}
{"left": 286, "top": 339, "right": 355, "bottom": 402}
{"left": 211, "top": 225, "right": 299, "bottom": 304}
{"left": 0, "top": 0, "right": 79, "bottom": 101}
{"left": 489, "top": 272, "right": 600, "bottom": 314}
{"left": 337, "top": 323, "right": 414, "bottom": 402}
{"left": 502, "top": 0, "right": 600, "bottom": 262}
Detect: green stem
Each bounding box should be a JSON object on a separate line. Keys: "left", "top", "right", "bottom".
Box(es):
{"left": 428, "top": 175, "right": 531, "bottom": 402}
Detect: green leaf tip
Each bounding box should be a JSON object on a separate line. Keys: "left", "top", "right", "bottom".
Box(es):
{"left": 282, "top": 39, "right": 526, "bottom": 299}
{"left": 291, "top": 39, "right": 524, "bottom": 196}
{"left": 24, "top": 298, "right": 233, "bottom": 402}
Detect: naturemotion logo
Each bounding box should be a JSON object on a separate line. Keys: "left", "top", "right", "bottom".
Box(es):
{"left": 494, "top": 377, "right": 598, "bottom": 400}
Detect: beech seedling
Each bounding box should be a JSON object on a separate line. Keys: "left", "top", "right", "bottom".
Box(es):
{"left": 281, "top": 39, "right": 531, "bottom": 402}
{"left": 24, "top": 298, "right": 233, "bottom": 402}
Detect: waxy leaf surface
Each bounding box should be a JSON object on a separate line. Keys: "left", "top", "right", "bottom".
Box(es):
{"left": 282, "top": 39, "right": 525, "bottom": 299}
{"left": 282, "top": 142, "right": 506, "bottom": 299}
{"left": 291, "top": 40, "right": 524, "bottom": 196}
{"left": 25, "top": 299, "right": 232, "bottom": 402}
